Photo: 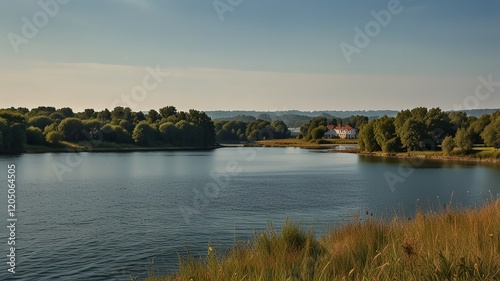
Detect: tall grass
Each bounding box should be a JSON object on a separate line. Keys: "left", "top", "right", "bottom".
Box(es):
{"left": 144, "top": 199, "right": 500, "bottom": 281}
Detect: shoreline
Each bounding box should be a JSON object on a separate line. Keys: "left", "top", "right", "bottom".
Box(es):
{"left": 19, "top": 145, "right": 221, "bottom": 154}
{"left": 344, "top": 150, "right": 500, "bottom": 164}
{"left": 245, "top": 139, "right": 500, "bottom": 164}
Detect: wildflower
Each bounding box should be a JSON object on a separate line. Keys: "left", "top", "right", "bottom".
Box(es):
{"left": 208, "top": 246, "right": 213, "bottom": 252}
{"left": 474, "top": 263, "right": 479, "bottom": 271}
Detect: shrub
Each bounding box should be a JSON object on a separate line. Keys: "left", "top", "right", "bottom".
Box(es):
{"left": 46, "top": 131, "right": 63, "bottom": 144}
{"left": 441, "top": 135, "right": 455, "bottom": 156}
{"left": 26, "top": 126, "right": 45, "bottom": 145}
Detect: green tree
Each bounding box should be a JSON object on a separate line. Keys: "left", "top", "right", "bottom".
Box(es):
{"left": 82, "top": 119, "right": 103, "bottom": 140}
{"left": 58, "top": 117, "right": 85, "bottom": 142}
{"left": 57, "top": 107, "right": 74, "bottom": 118}
{"left": 46, "top": 131, "right": 63, "bottom": 144}
{"left": 43, "top": 123, "right": 58, "bottom": 135}
{"left": 424, "top": 107, "right": 452, "bottom": 145}
{"left": 394, "top": 109, "right": 412, "bottom": 138}
{"left": 15, "top": 107, "right": 29, "bottom": 115}
{"left": 0, "top": 110, "right": 27, "bottom": 153}
{"left": 48, "top": 112, "right": 65, "bottom": 122}
{"left": 28, "top": 116, "right": 53, "bottom": 131}
{"left": 147, "top": 109, "right": 160, "bottom": 123}
{"left": 159, "top": 106, "right": 177, "bottom": 119}
{"left": 271, "top": 120, "right": 289, "bottom": 139}
{"left": 132, "top": 121, "right": 155, "bottom": 146}
{"left": 310, "top": 126, "right": 326, "bottom": 140}
{"left": 28, "top": 106, "right": 56, "bottom": 117}
{"left": 216, "top": 121, "right": 248, "bottom": 142}
{"left": 358, "top": 120, "right": 380, "bottom": 152}
{"left": 102, "top": 124, "right": 131, "bottom": 143}
{"left": 373, "top": 116, "right": 401, "bottom": 152}
{"left": 81, "top": 108, "right": 95, "bottom": 119}
{"left": 175, "top": 120, "right": 195, "bottom": 146}
{"left": 469, "top": 114, "right": 491, "bottom": 145}
{"left": 449, "top": 111, "right": 469, "bottom": 134}
{"left": 111, "top": 106, "right": 126, "bottom": 123}
{"left": 97, "top": 109, "right": 112, "bottom": 122}
{"left": 481, "top": 116, "right": 500, "bottom": 148}
{"left": 455, "top": 128, "right": 473, "bottom": 153}
{"left": 246, "top": 120, "right": 274, "bottom": 141}
{"left": 399, "top": 117, "right": 427, "bottom": 151}
{"left": 187, "top": 109, "right": 216, "bottom": 147}
{"left": 26, "top": 126, "right": 45, "bottom": 145}
{"left": 159, "top": 122, "right": 178, "bottom": 145}
{"left": 301, "top": 117, "right": 327, "bottom": 141}
{"left": 410, "top": 107, "right": 428, "bottom": 121}
{"left": 119, "top": 119, "right": 135, "bottom": 133}
{"left": 133, "top": 111, "right": 146, "bottom": 123}
{"left": 441, "top": 135, "right": 455, "bottom": 156}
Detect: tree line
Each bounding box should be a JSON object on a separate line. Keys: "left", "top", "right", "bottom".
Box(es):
{"left": 214, "top": 120, "right": 289, "bottom": 142}
{"left": 0, "top": 106, "right": 216, "bottom": 154}
{"left": 358, "top": 107, "right": 500, "bottom": 154}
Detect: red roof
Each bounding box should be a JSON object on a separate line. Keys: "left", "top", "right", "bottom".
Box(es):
{"left": 326, "top": 125, "right": 335, "bottom": 131}
{"left": 335, "top": 125, "right": 354, "bottom": 130}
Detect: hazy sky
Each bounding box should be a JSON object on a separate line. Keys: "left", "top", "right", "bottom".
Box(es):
{"left": 1, "top": 0, "right": 499, "bottom": 112}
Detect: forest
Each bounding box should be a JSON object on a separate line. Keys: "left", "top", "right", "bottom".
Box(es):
{"left": 214, "top": 119, "right": 290, "bottom": 143}
{"left": 2, "top": 105, "right": 498, "bottom": 155}
{"left": 0, "top": 106, "right": 215, "bottom": 154}
{"left": 357, "top": 107, "right": 500, "bottom": 154}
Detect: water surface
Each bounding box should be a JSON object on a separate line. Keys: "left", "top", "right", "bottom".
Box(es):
{"left": 0, "top": 147, "right": 499, "bottom": 280}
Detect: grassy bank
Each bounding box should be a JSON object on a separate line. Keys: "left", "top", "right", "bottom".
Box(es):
{"left": 357, "top": 146, "right": 500, "bottom": 164}
{"left": 255, "top": 138, "right": 358, "bottom": 149}
{"left": 143, "top": 199, "right": 500, "bottom": 281}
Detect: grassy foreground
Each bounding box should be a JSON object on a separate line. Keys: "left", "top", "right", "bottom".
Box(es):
{"left": 144, "top": 200, "right": 500, "bottom": 281}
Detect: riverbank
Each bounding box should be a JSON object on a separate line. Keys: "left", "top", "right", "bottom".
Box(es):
{"left": 144, "top": 199, "right": 500, "bottom": 280}
{"left": 352, "top": 148, "right": 500, "bottom": 164}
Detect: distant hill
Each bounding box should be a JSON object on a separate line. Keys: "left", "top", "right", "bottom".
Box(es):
{"left": 449, "top": 108, "right": 500, "bottom": 118}
{"left": 206, "top": 109, "right": 500, "bottom": 128}
{"left": 207, "top": 109, "right": 500, "bottom": 120}
{"left": 206, "top": 110, "right": 395, "bottom": 120}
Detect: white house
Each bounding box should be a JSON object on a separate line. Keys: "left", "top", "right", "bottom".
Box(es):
{"left": 334, "top": 125, "right": 358, "bottom": 139}
{"left": 289, "top": 127, "right": 302, "bottom": 138}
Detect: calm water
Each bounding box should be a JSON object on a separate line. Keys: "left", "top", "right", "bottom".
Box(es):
{"left": 0, "top": 147, "right": 499, "bottom": 280}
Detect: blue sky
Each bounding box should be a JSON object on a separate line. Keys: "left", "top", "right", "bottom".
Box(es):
{"left": 1, "top": 0, "right": 499, "bottom": 112}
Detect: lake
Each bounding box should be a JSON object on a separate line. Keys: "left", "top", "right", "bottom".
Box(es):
{"left": 1, "top": 147, "right": 499, "bottom": 280}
